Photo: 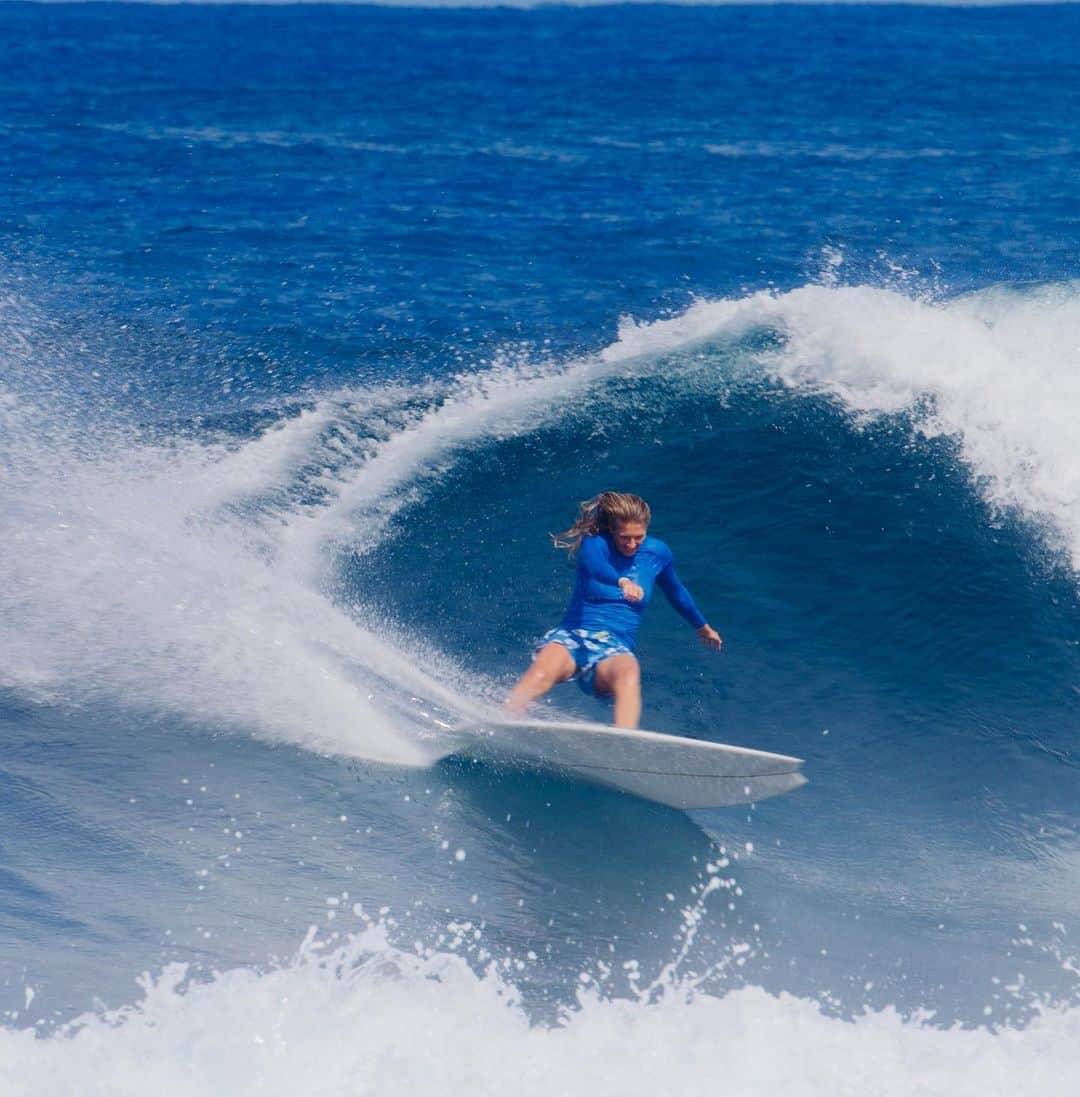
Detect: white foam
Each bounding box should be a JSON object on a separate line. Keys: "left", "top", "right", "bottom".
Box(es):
{"left": 611, "top": 280, "right": 1080, "bottom": 571}
{"left": 1, "top": 420, "right": 429, "bottom": 764}
{"left": 0, "top": 321, "right": 611, "bottom": 762}
{"left": 3, "top": 927, "right": 1077, "bottom": 1097}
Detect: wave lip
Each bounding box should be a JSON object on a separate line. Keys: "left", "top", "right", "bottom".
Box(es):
{"left": 611, "top": 279, "right": 1080, "bottom": 574}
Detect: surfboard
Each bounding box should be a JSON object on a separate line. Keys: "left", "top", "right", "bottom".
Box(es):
{"left": 454, "top": 716, "right": 806, "bottom": 809}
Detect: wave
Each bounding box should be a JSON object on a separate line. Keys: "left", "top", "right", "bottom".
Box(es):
{"left": 611, "top": 279, "right": 1080, "bottom": 572}
{"left": 0, "top": 318, "right": 622, "bottom": 763}
{"left": 4, "top": 924, "right": 1077, "bottom": 1097}
{"left": 3, "top": 278, "right": 1077, "bottom": 767}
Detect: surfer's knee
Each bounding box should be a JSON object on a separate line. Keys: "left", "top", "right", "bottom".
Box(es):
{"left": 595, "top": 654, "right": 639, "bottom": 694}
{"left": 527, "top": 665, "right": 560, "bottom": 689}
{"left": 614, "top": 655, "right": 640, "bottom": 684}
{"left": 531, "top": 643, "right": 575, "bottom": 686}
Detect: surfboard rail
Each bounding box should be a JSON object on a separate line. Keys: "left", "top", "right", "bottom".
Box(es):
{"left": 454, "top": 716, "right": 807, "bottom": 809}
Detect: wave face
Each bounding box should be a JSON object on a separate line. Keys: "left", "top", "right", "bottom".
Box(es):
{"left": 2, "top": 4, "right": 1080, "bottom": 1092}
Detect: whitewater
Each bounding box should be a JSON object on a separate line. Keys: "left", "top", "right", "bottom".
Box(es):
{"left": 4, "top": 926, "right": 1079, "bottom": 1097}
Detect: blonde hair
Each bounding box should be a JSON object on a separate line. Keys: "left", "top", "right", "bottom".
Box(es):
{"left": 553, "top": 491, "right": 651, "bottom": 555}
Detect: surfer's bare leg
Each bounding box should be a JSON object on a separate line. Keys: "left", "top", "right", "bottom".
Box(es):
{"left": 592, "top": 653, "right": 641, "bottom": 729}
{"left": 505, "top": 643, "right": 576, "bottom": 715}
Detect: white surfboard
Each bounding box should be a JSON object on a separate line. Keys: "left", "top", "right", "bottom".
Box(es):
{"left": 454, "top": 716, "right": 806, "bottom": 809}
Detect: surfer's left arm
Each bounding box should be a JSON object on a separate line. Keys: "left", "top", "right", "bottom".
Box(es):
{"left": 656, "top": 558, "right": 723, "bottom": 652}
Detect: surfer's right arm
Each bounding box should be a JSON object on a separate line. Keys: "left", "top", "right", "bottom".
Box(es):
{"left": 577, "top": 536, "right": 643, "bottom": 602}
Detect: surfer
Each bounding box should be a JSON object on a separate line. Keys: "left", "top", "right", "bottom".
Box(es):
{"left": 505, "top": 491, "right": 722, "bottom": 728}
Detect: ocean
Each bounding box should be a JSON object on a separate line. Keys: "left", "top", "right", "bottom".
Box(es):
{"left": 1, "top": 2, "right": 1079, "bottom": 1092}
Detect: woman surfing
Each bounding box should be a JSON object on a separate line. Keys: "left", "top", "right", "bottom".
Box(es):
{"left": 505, "top": 492, "right": 722, "bottom": 728}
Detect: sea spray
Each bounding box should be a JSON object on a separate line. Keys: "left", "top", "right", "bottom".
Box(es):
{"left": 3, "top": 911, "right": 1077, "bottom": 1097}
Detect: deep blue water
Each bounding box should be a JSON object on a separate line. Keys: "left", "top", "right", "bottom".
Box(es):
{"left": 1, "top": 4, "right": 1079, "bottom": 1092}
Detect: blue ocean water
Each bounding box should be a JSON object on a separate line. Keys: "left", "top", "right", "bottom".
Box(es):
{"left": 2, "top": 2, "right": 1079, "bottom": 1091}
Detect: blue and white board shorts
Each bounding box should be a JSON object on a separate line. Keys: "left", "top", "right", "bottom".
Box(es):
{"left": 537, "top": 627, "right": 634, "bottom": 696}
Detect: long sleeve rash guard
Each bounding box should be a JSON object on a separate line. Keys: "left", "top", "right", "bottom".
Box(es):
{"left": 558, "top": 534, "right": 706, "bottom": 649}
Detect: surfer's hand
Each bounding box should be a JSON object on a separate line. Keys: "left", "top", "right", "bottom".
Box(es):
{"left": 618, "top": 577, "right": 644, "bottom": 602}
{"left": 697, "top": 624, "right": 722, "bottom": 652}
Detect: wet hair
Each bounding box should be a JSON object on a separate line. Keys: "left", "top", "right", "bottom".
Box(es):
{"left": 553, "top": 491, "right": 651, "bottom": 555}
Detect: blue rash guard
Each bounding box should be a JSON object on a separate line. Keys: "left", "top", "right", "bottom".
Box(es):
{"left": 559, "top": 534, "right": 707, "bottom": 650}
